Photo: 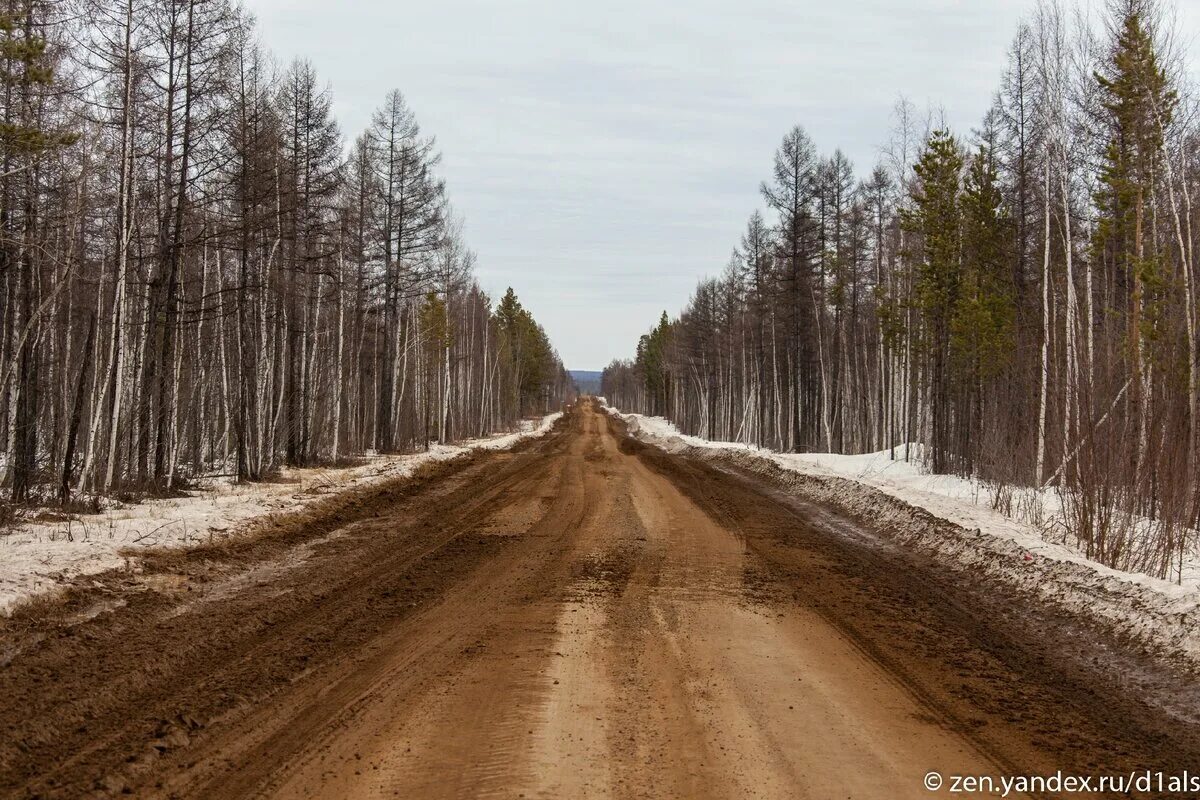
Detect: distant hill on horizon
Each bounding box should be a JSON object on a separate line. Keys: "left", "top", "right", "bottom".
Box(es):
{"left": 569, "top": 369, "right": 602, "bottom": 395}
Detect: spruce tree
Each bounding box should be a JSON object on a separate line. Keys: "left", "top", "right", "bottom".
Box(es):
{"left": 636, "top": 312, "right": 672, "bottom": 417}
{"left": 1, "top": 1, "right": 73, "bottom": 501}
{"left": 956, "top": 142, "right": 1014, "bottom": 470}
{"left": 1093, "top": 0, "right": 1175, "bottom": 420}
{"left": 905, "top": 129, "right": 964, "bottom": 472}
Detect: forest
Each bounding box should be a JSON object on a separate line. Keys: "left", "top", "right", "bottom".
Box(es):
{"left": 0, "top": 0, "right": 572, "bottom": 506}
{"left": 604, "top": 0, "right": 1199, "bottom": 580}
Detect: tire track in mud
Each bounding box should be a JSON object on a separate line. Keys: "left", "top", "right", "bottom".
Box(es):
{"left": 2, "top": 402, "right": 1199, "bottom": 799}
{"left": 624, "top": 424, "right": 1200, "bottom": 795}
{"left": 168, "top": 452, "right": 576, "bottom": 798}
{"left": 0, "top": 420, "right": 573, "bottom": 799}
{"left": 237, "top": 433, "right": 599, "bottom": 800}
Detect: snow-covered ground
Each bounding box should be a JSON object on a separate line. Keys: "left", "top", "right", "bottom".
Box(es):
{"left": 609, "top": 406, "right": 1200, "bottom": 666}
{"left": 0, "top": 414, "right": 561, "bottom": 615}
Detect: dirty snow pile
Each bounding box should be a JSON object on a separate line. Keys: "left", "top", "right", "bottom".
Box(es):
{"left": 0, "top": 413, "right": 561, "bottom": 615}
{"left": 609, "top": 406, "right": 1200, "bottom": 667}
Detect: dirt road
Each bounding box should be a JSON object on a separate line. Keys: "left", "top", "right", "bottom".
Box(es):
{"left": 2, "top": 400, "right": 1198, "bottom": 799}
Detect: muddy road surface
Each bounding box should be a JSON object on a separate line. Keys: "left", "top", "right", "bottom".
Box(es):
{"left": 2, "top": 400, "right": 1198, "bottom": 799}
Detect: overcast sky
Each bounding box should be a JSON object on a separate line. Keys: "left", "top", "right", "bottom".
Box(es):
{"left": 244, "top": 0, "right": 1194, "bottom": 370}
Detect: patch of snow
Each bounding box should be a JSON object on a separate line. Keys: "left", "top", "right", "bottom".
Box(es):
{"left": 0, "top": 413, "right": 561, "bottom": 615}
{"left": 604, "top": 403, "right": 1200, "bottom": 666}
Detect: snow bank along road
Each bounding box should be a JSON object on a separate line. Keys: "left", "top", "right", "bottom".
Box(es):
{"left": 2, "top": 400, "right": 1199, "bottom": 799}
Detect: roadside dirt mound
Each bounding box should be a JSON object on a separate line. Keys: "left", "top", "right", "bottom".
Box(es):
{"left": 697, "top": 444, "right": 1200, "bottom": 675}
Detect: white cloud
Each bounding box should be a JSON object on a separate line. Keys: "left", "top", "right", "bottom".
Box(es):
{"left": 243, "top": 0, "right": 1188, "bottom": 369}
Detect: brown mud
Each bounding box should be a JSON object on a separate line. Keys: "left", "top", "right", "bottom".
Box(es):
{"left": 1, "top": 400, "right": 1197, "bottom": 799}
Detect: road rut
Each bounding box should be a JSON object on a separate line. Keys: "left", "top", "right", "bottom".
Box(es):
{"left": 1, "top": 400, "right": 1197, "bottom": 798}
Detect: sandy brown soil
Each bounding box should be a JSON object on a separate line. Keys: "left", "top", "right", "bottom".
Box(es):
{"left": 1, "top": 400, "right": 1198, "bottom": 799}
